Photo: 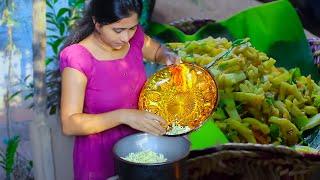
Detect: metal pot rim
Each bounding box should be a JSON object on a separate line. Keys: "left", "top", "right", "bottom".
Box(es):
{"left": 113, "top": 133, "right": 191, "bottom": 166}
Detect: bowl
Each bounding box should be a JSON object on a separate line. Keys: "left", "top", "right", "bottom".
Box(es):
{"left": 113, "top": 133, "right": 190, "bottom": 180}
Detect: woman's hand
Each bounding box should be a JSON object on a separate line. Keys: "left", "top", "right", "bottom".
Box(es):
{"left": 155, "top": 44, "right": 181, "bottom": 66}
{"left": 142, "top": 35, "right": 181, "bottom": 65}
{"left": 119, "top": 109, "right": 167, "bottom": 135}
{"left": 162, "top": 49, "right": 181, "bottom": 66}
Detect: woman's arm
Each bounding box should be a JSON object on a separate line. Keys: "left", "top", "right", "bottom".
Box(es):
{"left": 142, "top": 34, "right": 180, "bottom": 65}
{"left": 60, "top": 68, "right": 122, "bottom": 135}
{"left": 60, "top": 68, "right": 167, "bottom": 136}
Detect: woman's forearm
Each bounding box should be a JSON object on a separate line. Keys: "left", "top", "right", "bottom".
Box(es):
{"left": 61, "top": 109, "right": 126, "bottom": 136}
{"left": 154, "top": 44, "right": 169, "bottom": 64}
{"left": 155, "top": 44, "right": 180, "bottom": 65}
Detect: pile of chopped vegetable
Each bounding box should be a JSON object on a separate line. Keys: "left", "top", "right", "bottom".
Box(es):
{"left": 166, "top": 123, "right": 191, "bottom": 135}
{"left": 121, "top": 150, "right": 167, "bottom": 164}
{"left": 167, "top": 37, "right": 320, "bottom": 146}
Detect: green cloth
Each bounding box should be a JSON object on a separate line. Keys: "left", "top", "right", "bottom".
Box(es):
{"left": 146, "top": 0, "right": 318, "bottom": 150}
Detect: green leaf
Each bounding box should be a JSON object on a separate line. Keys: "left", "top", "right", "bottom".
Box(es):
{"left": 47, "top": 27, "right": 56, "bottom": 32}
{"left": 48, "top": 38, "right": 64, "bottom": 54}
{"left": 71, "top": 15, "right": 81, "bottom": 21}
{"left": 75, "top": 0, "right": 85, "bottom": 8}
{"left": 46, "top": 58, "right": 54, "bottom": 65}
{"left": 0, "top": 151, "right": 5, "bottom": 159}
{"left": 59, "top": 22, "right": 66, "bottom": 36}
{"left": 9, "top": 90, "right": 22, "bottom": 101}
{"left": 24, "top": 93, "right": 33, "bottom": 100}
{"left": 57, "top": 8, "right": 70, "bottom": 18}
{"left": 46, "top": 12, "right": 56, "bottom": 19}
{"left": 47, "top": 35, "right": 60, "bottom": 39}
{"left": 27, "top": 82, "right": 34, "bottom": 89}
{"left": 52, "top": 55, "right": 59, "bottom": 61}
{"left": 23, "top": 75, "right": 31, "bottom": 82}
{"left": 46, "top": 0, "right": 54, "bottom": 9}
{"left": 46, "top": 19, "right": 59, "bottom": 29}
{"left": 62, "top": 18, "right": 71, "bottom": 29}
{"left": 5, "top": 136, "right": 20, "bottom": 174}
{"left": 68, "top": 0, "right": 76, "bottom": 6}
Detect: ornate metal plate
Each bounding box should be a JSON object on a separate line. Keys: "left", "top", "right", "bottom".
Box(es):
{"left": 139, "top": 63, "right": 218, "bottom": 135}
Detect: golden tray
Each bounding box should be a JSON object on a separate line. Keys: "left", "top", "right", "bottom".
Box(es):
{"left": 138, "top": 63, "right": 219, "bottom": 135}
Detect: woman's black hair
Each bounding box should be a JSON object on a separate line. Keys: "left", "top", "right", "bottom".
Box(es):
{"left": 62, "top": 0, "right": 142, "bottom": 49}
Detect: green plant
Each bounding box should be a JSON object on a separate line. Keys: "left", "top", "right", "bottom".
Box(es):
{"left": 0, "top": 0, "right": 22, "bottom": 138}
{"left": 9, "top": 0, "right": 85, "bottom": 115}
{"left": 11, "top": 0, "right": 156, "bottom": 115}
{"left": 45, "top": 0, "right": 85, "bottom": 115}
{"left": 0, "top": 136, "right": 20, "bottom": 180}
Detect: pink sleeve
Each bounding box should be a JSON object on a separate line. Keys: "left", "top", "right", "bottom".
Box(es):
{"left": 130, "top": 25, "right": 145, "bottom": 49}
{"left": 59, "top": 45, "right": 92, "bottom": 78}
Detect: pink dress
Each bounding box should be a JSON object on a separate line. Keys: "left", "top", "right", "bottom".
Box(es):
{"left": 59, "top": 26, "right": 147, "bottom": 179}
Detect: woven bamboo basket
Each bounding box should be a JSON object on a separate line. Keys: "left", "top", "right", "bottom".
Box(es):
{"left": 169, "top": 18, "right": 320, "bottom": 180}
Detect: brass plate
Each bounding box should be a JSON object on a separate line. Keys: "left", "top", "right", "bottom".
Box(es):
{"left": 139, "top": 63, "right": 218, "bottom": 135}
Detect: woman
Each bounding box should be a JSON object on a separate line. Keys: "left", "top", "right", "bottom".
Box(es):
{"left": 59, "top": 0, "right": 180, "bottom": 179}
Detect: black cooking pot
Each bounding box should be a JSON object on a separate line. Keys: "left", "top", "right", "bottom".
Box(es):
{"left": 113, "top": 133, "right": 190, "bottom": 180}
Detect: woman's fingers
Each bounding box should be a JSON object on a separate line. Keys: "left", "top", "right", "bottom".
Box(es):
{"left": 147, "top": 119, "right": 166, "bottom": 135}
{"left": 144, "top": 112, "right": 167, "bottom": 135}
{"left": 174, "top": 56, "right": 182, "bottom": 64}
{"left": 142, "top": 121, "right": 163, "bottom": 135}
{"left": 144, "top": 112, "right": 168, "bottom": 127}
{"left": 165, "top": 52, "right": 181, "bottom": 66}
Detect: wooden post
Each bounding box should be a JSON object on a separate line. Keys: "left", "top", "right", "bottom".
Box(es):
{"left": 30, "top": 0, "right": 55, "bottom": 179}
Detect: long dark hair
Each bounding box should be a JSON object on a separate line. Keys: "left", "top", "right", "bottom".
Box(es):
{"left": 62, "top": 0, "right": 142, "bottom": 49}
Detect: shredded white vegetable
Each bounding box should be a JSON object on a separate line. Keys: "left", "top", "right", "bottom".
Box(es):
{"left": 166, "top": 123, "right": 191, "bottom": 135}
{"left": 121, "top": 150, "right": 167, "bottom": 163}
